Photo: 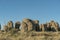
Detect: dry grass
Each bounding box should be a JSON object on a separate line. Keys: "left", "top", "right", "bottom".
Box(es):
{"left": 0, "top": 31, "right": 60, "bottom": 40}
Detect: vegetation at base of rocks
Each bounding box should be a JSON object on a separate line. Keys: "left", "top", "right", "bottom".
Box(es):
{"left": 0, "top": 31, "right": 60, "bottom": 40}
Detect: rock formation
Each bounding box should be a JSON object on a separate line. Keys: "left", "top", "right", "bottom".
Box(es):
{"left": 7, "top": 21, "right": 13, "bottom": 30}
{"left": 21, "top": 22, "right": 28, "bottom": 32}
{"left": 0, "top": 18, "right": 60, "bottom": 32}
{"left": 22, "top": 18, "right": 33, "bottom": 31}
{"left": 15, "top": 21, "right": 21, "bottom": 30}
{"left": 50, "top": 20, "right": 59, "bottom": 31}
{"left": 4, "top": 25, "right": 8, "bottom": 32}
{"left": 39, "top": 20, "right": 59, "bottom": 32}
{"left": 40, "top": 24, "right": 45, "bottom": 32}
{"left": 33, "top": 20, "right": 40, "bottom": 31}
{"left": 46, "top": 23, "right": 51, "bottom": 31}
{"left": 0, "top": 24, "right": 1, "bottom": 30}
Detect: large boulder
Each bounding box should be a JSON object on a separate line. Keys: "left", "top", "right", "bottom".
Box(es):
{"left": 21, "top": 22, "right": 28, "bottom": 32}
{"left": 0, "top": 24, "right": 1, "bottom": 30}
{"left": 40, "top": 24, "right": 45, "bottom": 32}
{"left": 43, "top": 24, "right": 47, "bottom": 31}
{"left": 22, "top": 18, "right": 33, "bottom": 31}
{"left": 4, "top": 25, "right": 8, "bottom": 32}
{"left": 21, "top": 18, "right": 41, "bottom": 32}
{"left": 33, "top": 20, "right": 40, "bottom": 31}
{"left": 46, "top": 23, "right": 51, "bottom": 31}
{"left": 7, "top": 21, "right": 13, "bottom": 30}
{"left": 15, "top": 21, "right": 21, "bottom": 30}
{"left": 39, "top": 24, "right": 42, "bottom": 31}
{"left": 50, "top": 20, "right": 59, "bottom": 31}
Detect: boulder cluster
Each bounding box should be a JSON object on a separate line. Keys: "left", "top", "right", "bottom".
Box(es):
{"left": 0, "top": 18, "right": 60, "bottom": 32}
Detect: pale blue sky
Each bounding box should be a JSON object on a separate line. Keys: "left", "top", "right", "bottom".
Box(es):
{"left": 0, "top": 0, "right": 60, "bottom": 29}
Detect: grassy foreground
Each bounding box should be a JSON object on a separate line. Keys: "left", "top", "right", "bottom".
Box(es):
{"left": 0, "top": 31, "right": 60, "bottom": 40}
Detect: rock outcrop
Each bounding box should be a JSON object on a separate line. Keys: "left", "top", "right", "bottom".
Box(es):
{"left": 21, "top": 22, "right": 28, "bottom": 32}
{"left": 22, "top": 18, "right": 33, "bottom": 31}
{"left": 15, "top": 21, "right": 21, "bottom": 30}
{"left": 50, "top": 20, "right": 59, "bottom": 31}
{"left": 39, "top": 20, "right": 59, "bottom": 32}
{"left": 7, "top": 21, "right": 13, "bottom": 30}
{"left": 33, "top": 20, "right": 40, "bottom": 31}
{"left": 0, "top": 24, "right": 1, "bottom": 30}
{"left": 4, "top": 25, "right": 8, "bottom": 32}
{"left": 1, "top": 18, "right": 60, "bottom": 32}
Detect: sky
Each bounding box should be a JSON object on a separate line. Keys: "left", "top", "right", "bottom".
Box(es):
{"left": 0, "top": 0, "right": 60, "bottom": 29}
